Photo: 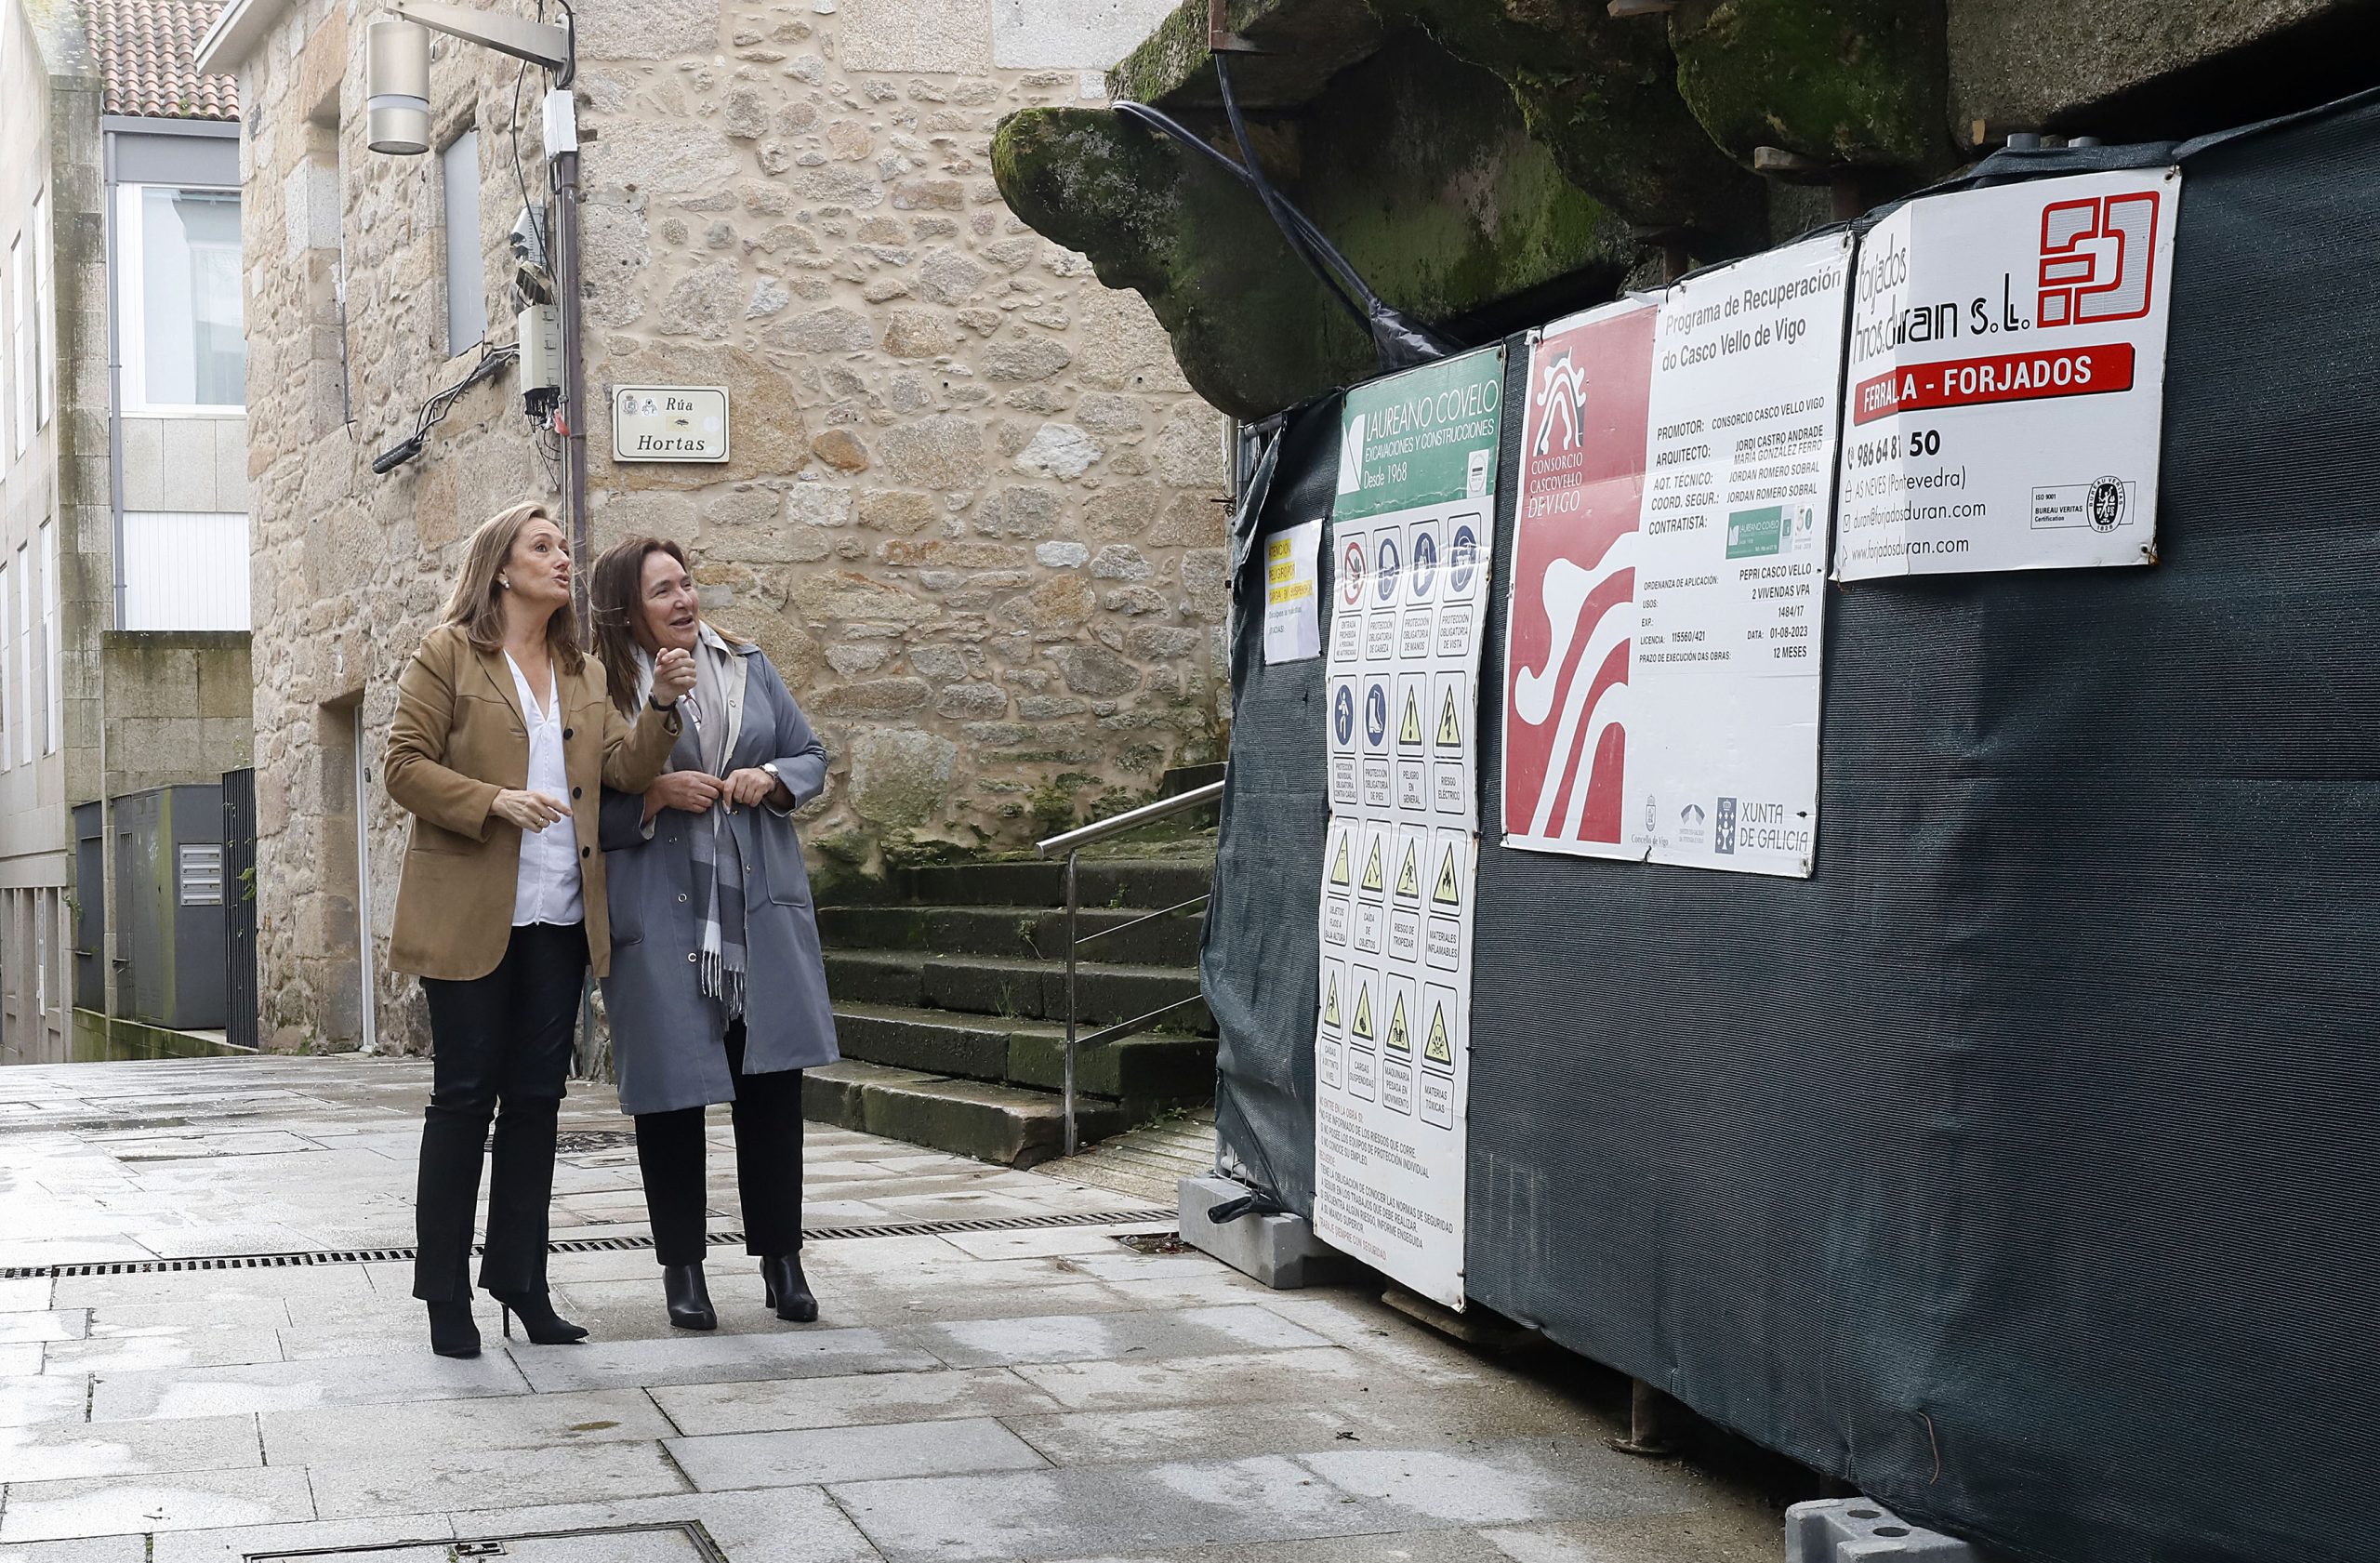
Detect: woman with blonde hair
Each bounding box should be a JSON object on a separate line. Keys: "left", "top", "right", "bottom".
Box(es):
{"left": 383, "top": 502, "right": 695, "bottom": 1358}
{"left": 588, "top": 536, "right": 839, "bottom": 1331}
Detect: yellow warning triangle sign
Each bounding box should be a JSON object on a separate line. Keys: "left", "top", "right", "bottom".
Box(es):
{"left": 1351, "top": 985, "right": 1374, "bottom": 1040}
{"left": 1399, "top": 687, "right": 1422, "bottom": 745}
{"left": 1361, "top": 839, "right": 1385, "bottom": 893}
{"left": 1323, "top": 973, "right": 1341, "bottom": 1029}
{"left": 1436, "top": 687, "right": 1463, "bottom": 748}
{"left": 1386, "top": 993, "right": 1411, "bottom": 1053}
{"left": 1433, "top": 842, "right": 1462, "bottom": 907}
{"left": 1425, "top": 1002, "right": 1453, "bottom": 1065}
{"left": 1395, "top": 841, "right": 1420, "bottom": 898}
{"left": 1329, "top": 834, "right": 1352, "bottom": 887}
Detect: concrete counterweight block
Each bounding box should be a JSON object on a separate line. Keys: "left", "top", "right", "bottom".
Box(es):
{"left": 1179, "top": 1174, "right": 1347, "bottom": 1289}
{"left": 1786, "top": 1499, "right": 1988, "bottom": 1561}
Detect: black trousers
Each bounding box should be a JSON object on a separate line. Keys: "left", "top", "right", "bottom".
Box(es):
{"left": 413, "top": 921, "right": 587, "bottom": 1302}
{"left": 634, "top": 1020, "right": 805, "bottom": 1267}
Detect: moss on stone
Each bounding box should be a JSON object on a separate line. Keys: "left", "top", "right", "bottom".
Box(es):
{"left": 1300, "top": 31, "right": 1641, "bottom": 321}
{"left": 993, "top": 106, "right": 1371, "bottom": 417}
{"left": 1368, "top": 0, "right": 1767, "bottom": 255}
{"left": 1669, "top": 0, "right": 1951, "bottom": 175}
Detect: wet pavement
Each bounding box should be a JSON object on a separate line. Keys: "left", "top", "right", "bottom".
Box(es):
{"left": 0, "top": 1057, "right": 1782, "bottom": 1561}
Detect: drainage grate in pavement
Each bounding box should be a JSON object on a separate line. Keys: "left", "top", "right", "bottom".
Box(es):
{"left": 244, "top": 1519, "right": 728, "bottom": 1560}
{"left": 0, "top": 1206, "right": 1176, "bottom": 1280}
{"left": 553, "top": 1129, "right": 642, "bottom": 1154}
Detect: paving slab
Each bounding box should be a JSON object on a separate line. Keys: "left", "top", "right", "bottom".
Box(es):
{"left": 45, "top": 1326, "right": 285, "bottom": 1374}
{"left": 88, "top": 1348, "right": 530, "bottom": 1421}
{"left": 915, "top": 1305, "right": 1332, "bottom": 1369}
{"left": 653, "top": 1364, "right": 1065, "bottom": 1435}
{"left": 1001, "top": 1387, "right": 1588, "bottom": 1466}
{"left": 439, "top": 1484, "right": 884, "bottom": 1563}
{"left": 1038, "top": 1533, "right": 1516, "bottom": 1563}
{"left": 258, "top": 1386, "right": 673, "bottom": 1464}
{"left": 148, "top": 1514, "right": 457, "bottom": 1563}
{"left": 0, "top": 1467, "right": 317, "bottom": 1543}
{"left": 669, "top": 1414, "right": 1048, "bottom": 1489}
{"left": 1010, "top": 1348, "right": 1381, "bottom": 1411}
{"left": 0, "top": 1411, "right": 260, "bottom": 1483}
{"left": 0, "top": 1536, "right": 152, "bottom": 1562}
{"left": 1481, "top": 1511, "right": 1787, "bottom": 1562}
{"left": 506, "top": 1326, "right": 939, "bottom": 1393}
{"left": 0, "top": 1313, "right": 86, "bottom": 1346}
{"left": 0, "top": 1375, "right": 91, "bottom": 1428}
{"left": 304, "top": 1438, "right": 689, "bottom": 1519}
{"left": 828, "top": 1451, "right": 1431, "bottom": 1561}
{"left": 0, "top": 1278, "right": 54, "bottom": 1313}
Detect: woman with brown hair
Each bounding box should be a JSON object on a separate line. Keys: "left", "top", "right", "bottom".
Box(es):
{"left": 587, "top": 536, "right": 839, "bottom": 1331}
{"left": 383, "top": 502, "right": 695, "bottom": 1358}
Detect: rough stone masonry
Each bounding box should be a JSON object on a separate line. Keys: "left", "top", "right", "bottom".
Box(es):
{"left": 226, "top": 0, "right": 1221, "bottom": 1053}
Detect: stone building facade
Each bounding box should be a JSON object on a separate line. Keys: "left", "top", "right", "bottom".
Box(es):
{"left": 195, "top": 0, "right": 1227, "bottom": 1053}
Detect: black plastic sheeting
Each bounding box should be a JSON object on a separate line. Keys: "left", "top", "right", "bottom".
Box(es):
{"left": 1200, "top": 92, "right": 2380, "bottom": 1563}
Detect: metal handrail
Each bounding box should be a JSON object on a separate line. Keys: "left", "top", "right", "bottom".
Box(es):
{"left": 1034, "top": 777, "right": 1225, "bottom": 1156}
{"left": 1036, "top": 780, "right": 1225, "bottom": 858}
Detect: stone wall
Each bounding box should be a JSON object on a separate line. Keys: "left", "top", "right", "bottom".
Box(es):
{"left": 99, "top": 632, "right": 253, "bottom": 796}
{"left": 227, "top": 0, "right": 1226, "bottom": 1053}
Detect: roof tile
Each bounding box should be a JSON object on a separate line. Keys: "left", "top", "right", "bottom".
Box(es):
{"left": 90, "top": 0, "right": 241, "bottom": 122}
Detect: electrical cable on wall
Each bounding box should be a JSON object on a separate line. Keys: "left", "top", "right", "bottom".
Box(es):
{"left": 1114, "top": 54, "right": 1453, "bottom": 374}
{"left": 372, "top": 340, "right": 521, "bottom": 474}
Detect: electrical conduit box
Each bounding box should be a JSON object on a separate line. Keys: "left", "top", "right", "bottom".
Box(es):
{"left": 517, "top": 304, "right": 562, "bottom": 417}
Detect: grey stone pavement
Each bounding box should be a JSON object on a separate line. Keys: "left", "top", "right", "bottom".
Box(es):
{"left": 0, "top": 1057, "right": 1783, "bottom": 1562}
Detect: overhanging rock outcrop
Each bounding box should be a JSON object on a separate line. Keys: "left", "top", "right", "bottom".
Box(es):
{"left": 996, "top": 0, "right": 2380, "bottom": 417}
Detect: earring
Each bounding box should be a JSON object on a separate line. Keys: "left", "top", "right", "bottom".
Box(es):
{"left": 499, "top": 576, "right": 511, "bottom": 589}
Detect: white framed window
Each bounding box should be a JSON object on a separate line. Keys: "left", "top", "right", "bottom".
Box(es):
{"left": 1, "top": 559, "right": 14, "bottom": 771}
{"left": 17, "top": 543, "right": 30, "bottom": 768}
{"left": 117, "top": 184, "right": 245, "bottom": 415}
{"left": 39, "top": 520, "right": 56, "bottom": 755}
{"left": 123, "top": 510, "right": 251, "bottom": 630}
{"left": 441, "top": 128, "right": 485, "bottom": 354}
{"left": 9, "top": 233, "right": 26, "bottom": 455}
{"left": 32, "top": 188, "right": 50, "bottom": 430}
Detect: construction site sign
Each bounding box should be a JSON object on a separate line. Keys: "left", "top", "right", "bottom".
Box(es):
{"left": 1835, "top": 167, "right": 2181, "bottom": 578}
{"left": 1315, "top": 344, "right": 1500, "bottom": 1310}
{"left": 1502, "top": 232, "right": 1852, "bottom": 877}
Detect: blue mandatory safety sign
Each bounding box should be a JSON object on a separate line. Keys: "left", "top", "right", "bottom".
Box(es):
{"left": 1375, "top": 536, "right": 1402, "bottom": 603}
{"left": 1410, "top": 531, "right": 1438, "bottom": 598}
{"left": 1365, "top": 682, "right": 1390, "bottom": 747}
{"left": 1334, "top": 684, "right": 1356, "bottom": 746}
{"left": 1449, "top": 525, "right": 1478, "bottom": 593}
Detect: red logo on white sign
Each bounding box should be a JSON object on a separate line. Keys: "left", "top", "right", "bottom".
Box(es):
{"left": 2038, "top": 190, "right": 2162, "bottom": 328}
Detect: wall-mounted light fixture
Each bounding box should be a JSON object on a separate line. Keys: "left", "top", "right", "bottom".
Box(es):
{"left": 364, "top": 18, "right": 432, "bottom": 155}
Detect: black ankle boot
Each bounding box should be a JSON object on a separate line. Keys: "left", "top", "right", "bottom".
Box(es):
{"left": 760, "top": 1254, "right": 817, "bottom": 1323}
{"left": 663, "top": 1264, "right": 717, "bottom": 1330}
{"left": 427, "top": 1300, "right": 481, "bottom": 1358}
{"left": 489, "top": 1291, "right": 588, "bottom": 1345}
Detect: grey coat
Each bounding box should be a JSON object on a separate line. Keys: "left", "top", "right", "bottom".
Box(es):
{"left": 598, "top": 642, "right": 840, "bottom": 1117}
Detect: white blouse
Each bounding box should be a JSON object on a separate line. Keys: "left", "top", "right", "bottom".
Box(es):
{"left": 504, "top": 653, "right": 584, "bottom": 928}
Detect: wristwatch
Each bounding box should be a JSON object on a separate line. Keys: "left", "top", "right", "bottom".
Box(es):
{"left": 760, "top": 762, "right": 783, "bottom": 788}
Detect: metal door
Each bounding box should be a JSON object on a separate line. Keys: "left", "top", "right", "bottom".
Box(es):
{"left": 220, "top": 770, "right": 258, "bottom": 1051}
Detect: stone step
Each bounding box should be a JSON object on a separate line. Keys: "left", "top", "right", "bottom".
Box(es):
{"left": 816, "top": 904, "right": 1207, "bottom": 966}
{"left": 821, "top": 857, "right": 1216, "bottom": 911}
{"left": 823, "top": 949, "right": 1213, "bottom": 1034}
{"left": 832, "top": 1001, "right": 1215, "bottom": 1105}
{"left": 801, "top": 1060, "right": 1130, "bottom": 1169}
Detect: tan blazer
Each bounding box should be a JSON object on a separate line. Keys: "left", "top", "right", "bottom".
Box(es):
{"left": 383, "top": 623, "right": 679, "bottom": 982}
